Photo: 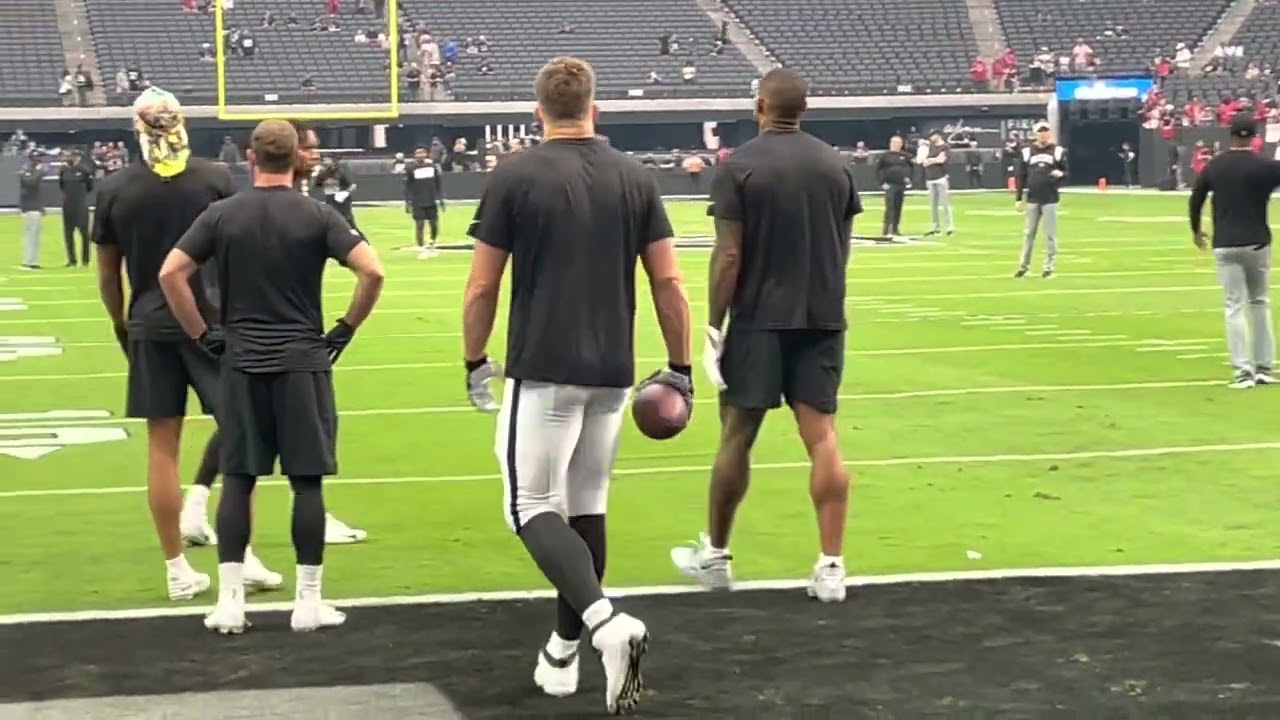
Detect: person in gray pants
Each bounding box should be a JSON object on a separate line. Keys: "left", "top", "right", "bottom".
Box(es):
{"left": 1189, "top": 111, "right": 1280, "bottom": 389}
{"left": 17, "top": 153, "right": 44, "bottom": 270}
{"left": 1013, "top": 121, "right": 1067, "bottom": 279}
{"left": 923, "top": 131, "right": 954, "bottom": 236}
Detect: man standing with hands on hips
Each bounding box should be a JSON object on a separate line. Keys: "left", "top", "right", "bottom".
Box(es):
{"left": 1189, "top": 111, "right": 1279, "bottom": 389}
{"left": 1014, "top": 120, "right": 1067, "bottom": 279}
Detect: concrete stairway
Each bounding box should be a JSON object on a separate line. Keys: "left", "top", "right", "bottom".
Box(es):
{"left": 1189, "top": 0, "right": 1258, "bottom": 75}
{"left": 965, "top": 0, "right": 1007, "bottom": 59}
{"left": 53, "top": 0, "right": 106, "bottom": 105}
{"left": 699, "top": 0, "right": 777, "bottom": 75}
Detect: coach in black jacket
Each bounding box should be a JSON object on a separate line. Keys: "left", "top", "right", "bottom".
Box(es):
{"left": 876, "top": 135, "right": 913, "bottom": 236}
{"left": 1014, "top": 121, "right": 1068, "bottom": 278}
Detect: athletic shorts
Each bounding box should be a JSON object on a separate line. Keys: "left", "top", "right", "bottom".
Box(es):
{"left": 218, "top": 369, "right": 338, "bottom": 477}
{"left": 126, "top": 339, "right": 220, "bottom": 419}
{"left": 719, "top": 329, "right": 844, "bottom": 414}
{"left": 411, "top": 205, "right": 439, "bottom": 222}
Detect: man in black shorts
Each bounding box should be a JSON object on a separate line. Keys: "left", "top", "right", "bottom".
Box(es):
{"left": 670, "top": 67, "right": 860, "bottom": 604}
{"left": 159, "top": 119, "right": 385, "bottom": 634}
{"left": 178, "top": 121, "right": 370, "bottom": 547}
{"left": 92, "top": 87, "right": 283, "bottom": 601}
{"left": 462, "top": 56, "right": 692, "bottom": 714}
{"left": 404, "top": 144, "right": 445, "bottom": 258}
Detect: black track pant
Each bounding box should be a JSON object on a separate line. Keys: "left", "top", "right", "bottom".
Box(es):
{"left": 62, "top": 206, "right": 90, "bottom": 264}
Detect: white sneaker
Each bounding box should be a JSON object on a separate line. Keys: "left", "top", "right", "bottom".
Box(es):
{"left": 591, "top": 613, "right": 648, "bottom": 715}
{"left": 669, "top": 533, "right": 733, "bottom": 590}
{"left": 167, "top": 567, "right": 211, "bottom": 601}
{"left": 180, "top": 513, "right": 217, "bottom": 547}
{"left": 1228, "top": 372, "right": 1256, "bottom": 390}
{"left": 417, "top": 245, "right": 439, "bottom": 259}
{"left": 204, "top": 594, "right": 250, "bottom": 635}
{"left": 1255, "top": 370, "right": 1276, "bottom": 385}
{"left": 806, "top": 560, "right": 848, "bottom": 603}
{"left": 325, "top": 513, "right": 368, "bottom": 545}
{"left": 291, "top": 599, "right": 347, "bottom": 632}
{"left": 243, "top": 552, "right": 284, "bottom": 591}
{"left": 533, "top": 644, "right": 580, "bottom": 697}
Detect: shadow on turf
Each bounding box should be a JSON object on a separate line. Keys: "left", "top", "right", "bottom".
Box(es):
{"left": 4, "top": 571, "right": 1280, "bottom": 718}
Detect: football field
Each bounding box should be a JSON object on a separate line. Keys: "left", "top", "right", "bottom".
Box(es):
{"left": 0, "top": 190, "right": 1277, "bottom": 615}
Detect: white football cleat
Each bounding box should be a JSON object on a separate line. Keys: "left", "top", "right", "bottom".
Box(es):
{"left": 243, "top": 552, "right": 284, "bottom": 591}
{"left": 806, "top": 560, "right": 848, "bottom": 603}
{"left": 324, "top": 513, "right": 368, "bottom": 545}
{"left": 1228, "top": 372, "right": 1256, "bottom": 390}
{"left": 180, "top": 501, "right": 217, "bottom": 546}
{"left": 670, "top": 533, "right": 733, "bottom": 590}
{"left": 291, "top": 600, "right": 347, "bottom": 632}
{"left": 204, "top": 594, "right": 250, "bottom": 635}
{"left": 591, "top": 613, "right": 648, "bottom": 715}
{"left": 534, "top": 646, "right": 580, "bottom": 697}
{"left": 167, "top": 567, "right": 211, "bottom": 601}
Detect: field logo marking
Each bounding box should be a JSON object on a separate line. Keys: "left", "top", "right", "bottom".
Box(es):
{"left": 0, "top": 297, "right": 27, "bottom": 312}
{"left": 0, "top": 411, "right": 126, "bottom": 459}
{"left": 0, "top": 336, "right": 62, "bottom": 363}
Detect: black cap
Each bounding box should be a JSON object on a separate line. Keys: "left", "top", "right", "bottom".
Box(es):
{"left": 1231, "top": 111, "right": 1258, "bottom": 138}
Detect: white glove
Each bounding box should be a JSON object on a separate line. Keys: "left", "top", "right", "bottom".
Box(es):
{"left": 702, "top": 326, "right": 726, "bottom": 390}
{"left": 466, "top": 357, "right": 503, "bottom": 413}
{"left": 1050, "top": 170, "right": 1064, "bottom": 179}
{"left": 334, "top": 190, "right": 350, "bottom": 203}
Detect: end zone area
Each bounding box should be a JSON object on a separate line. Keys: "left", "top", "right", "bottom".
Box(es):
{"left": 5, "top": 563, "right": 1280, "bottom": 717}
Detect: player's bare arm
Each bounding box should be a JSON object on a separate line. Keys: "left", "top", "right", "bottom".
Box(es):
{"left": 337, "top": 241, "right": 385, "bottom": 329}
{"left": 95, "top": 243, "right": 127, "bottom": 350}
{"left": 641, "top": 237, "right": 692, "bottom": 366}
{"left": 462, "top": 241, "right": 508, "bottom": 362}
{"left": 707, "top": 218, "right": 743, "bottom": 331}
{"left": 157, "top": 248, "right": 209, "bottom": 340}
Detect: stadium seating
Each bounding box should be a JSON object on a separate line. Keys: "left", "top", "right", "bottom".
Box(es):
{"left": 721, "top": 0, "right": 980, "bottom": 95}
{"left": 992, "top": 0, "right": 1234, "bottom": 75}
{"left": 1161, "top": 75, "right": 1276, "bottom": 105}
{"left": 0, "top": 1, "right": 69, "bottom": 107}
{"left": 397, "top": 0, "right": 757, "bottom": 100}
{"left": 1225, "top": 1, "right": 1280, "bottom": 71}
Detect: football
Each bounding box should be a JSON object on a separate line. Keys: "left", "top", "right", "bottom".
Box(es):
{"left": 631, "top": 382, "right": 690, "bottom": 440}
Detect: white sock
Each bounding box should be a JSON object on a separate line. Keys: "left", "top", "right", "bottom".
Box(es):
{"left": 218, "top": 563, "right": 244, "bottom": 600}
{"left": 296, "top": 565, "right": 323, "bottom": 600}
{"left": 184, "top": 484, "right": 210, "bottom": 510}
{"left": 546, "top": 632, "right": 579, "bottom": 658}
{"left": 582, "top": 598, "right": 614, "bottom": 631}
{"left": 703, "top": 532, "right": 728, "bottom": 556}
{"left": 165, "top": 554, "right": 191, "bottom": 575}
{"left": 818, "top": 554, "right": 844, "bottom": 568}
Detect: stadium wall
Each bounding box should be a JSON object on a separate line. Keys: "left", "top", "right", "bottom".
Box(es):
{"left": 0, "top": 161, "right": 1022, "bottom": 209}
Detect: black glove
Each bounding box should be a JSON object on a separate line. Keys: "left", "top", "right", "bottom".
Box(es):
{"left": 196, "top": 328, "right": 225, "bottom": 358}
{"left": 112, "top": 322, "right": 128, "bottom": 357}
{"left": 638, "top": 364, "right": 694, "bottom": 417}
{"left": 324, "top": 318, "right": 356, "bottom": 364}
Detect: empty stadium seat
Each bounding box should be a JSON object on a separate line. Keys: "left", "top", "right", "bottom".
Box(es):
{"left": 992, "top": 0, "right": 1233, "bottom": 75}
{"left": 721, "top": 0, "right": 980, "bottom": 95}
{"left": 0, "top": 1, "right": 69, "bottom": 107}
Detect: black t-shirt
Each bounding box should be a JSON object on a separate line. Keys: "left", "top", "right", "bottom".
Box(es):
{"left": 404, "top": 160, "right": 443, "bottom": 206}
{"left": 924, "top": 143, "right": 949, "bottom": 182}
{"left": 1190, "top": 148, "right": 1280, "bottom": 248}
{"left": 709, "top": 130, "right": 861, "bottom": 332}
{"left": 468, "top": 137, "right": 673, "bottom": 388}
{"left": 92, "top": 159, "right": 234, "bottom": 340}
{"left": 875, "top": 150, "right": 912, "bottom": 185}
{"left": 176, "top": 187, "right": 363, "bottom": 373}
{"left": 58, "top": 164, "right": 94, "bottom": 205}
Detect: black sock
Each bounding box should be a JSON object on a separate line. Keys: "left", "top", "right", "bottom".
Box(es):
{"left": 289, "top": 475, "right": 326, "bottom": 566}
{"left": 216, "top": 474, "right": 255, "bottom": 563}
{"left": 556, "top": 514, "right": 606, "bottom": 641}
{"left": 519, "top": 513, "right": 605, "bottom": 623}
{"left": 193, "top": 430, "right": 221, "bottom": 489}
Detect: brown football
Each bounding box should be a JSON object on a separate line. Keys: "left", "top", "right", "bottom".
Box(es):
{"left": 631, "top": 382, "right": 690, "bottom": 440}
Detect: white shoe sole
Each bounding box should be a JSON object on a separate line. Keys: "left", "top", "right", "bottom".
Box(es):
{"left": 534, "top": 663, "right": 578, "bottom": 698}
{"left": 669, "top": 548, "right": 732, "bottom": 591}
{"left": 806, "top": 583, "right": 848, "bottom": 603}
{"left": 291, "top": 609, "right": 347, "bottom": 632}
{"left": 325, "top": 528, "right": 368, "bottom": 545}
{"left": 604, "top": 632, "right": 648, "bottom": 715}
{"left": 204, "top": 614, "right": 251, "bottom": 635}
{"left": 244, "top": 573, "right": 284, "bottom": 591}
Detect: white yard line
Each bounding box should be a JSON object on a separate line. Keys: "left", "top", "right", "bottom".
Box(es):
{"left": 0, "top": 338, "right": 1226, "bottom": 381}
{"left": 0, "top": 435, "right": 1267, "bottom": 501}
{"left": 0, "top": 378, "right": 1227, "bottom": 429}
{"left": 1024, "top": 329, "right": 1093, "bottom": 336}
{"left": 2, "top": 560, "right": 1279, "bottom": 625}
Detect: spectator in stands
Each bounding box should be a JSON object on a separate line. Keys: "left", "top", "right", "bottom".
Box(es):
{"left": 1185, "top": 96, "right": 1206, "bottom": 126}
{"left": 183, "top": 0, "right": 198, "bottom": 11}
{"left": 327, "top": 0, "right": 341, "bottom": 15}
{"left": 659, "top": 33, "right": 673, "bottom": 56}
{"left": 285, "top": 11, "right": 300, "bottom": 27}
{"left": 239, "top": 29, "right": 257, "bottom": 57}
{"left": 405, "top": 63, "right": 423, "bottom": 99}
{"left": 681, "top": 61, "right": 697, "bottom": 84}
{"left": 476, "top": 36, "right": 490, "bottom": 53}
{"left": 126, "top": 65, "right": 145, "bottom": 93}
{"left": 1218, "top": 96, "right": 1242, "bottom": 126}
{"left": 1153, "top": 54, "right": 1171, "bottom": 85}
{"left": 356, "top": 0, "right": 373, "bottom": 15}
{"left": 647, "top": 70, "right": 662, "bottom": 85}
{"left": 420, "top": 34, "right": 440, "bottom": 67}
{"left": 1247, "top": 63, "right": 1262, "bottom": 81}
{"left": 464, "top": 37, "right": 479, "bottom": 55}
{"left": 442, "top": 37, "right": 458, "bottom": 64}
{"left": 969, "top": 57, "right": 988, "bottom": 91}
{"left": 261, "top": 11, "right": 276, "bottom": 28}
{"left": 226, "top": 28, "right": 243, "bottom": 56}
{"left": 992, "top": 48, "right": 1017, "bottom": 91}
{"left": 199, "top": 43, "right": 216, "bottom": 62}
{"left": 709, "top": 39, "right": 725, "bottom": 56}
{"left": 301, "top": 74, "right": 317, "bottom": 93}
{"left": 1070, "top": 39, "right": 1095, "bottom": 72}
{"left": 559, "top": 22, "right": 575, "bottom": 34}
{"left": 1173, "top": 43, "right": 1191, "bottom": 71}
{"left": 478, "top": 57, "right": 495, "bottom": 76}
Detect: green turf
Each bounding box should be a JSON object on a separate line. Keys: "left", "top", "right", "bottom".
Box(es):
{"left": 1, "top": 190, "right": 1277, "bottom": 615}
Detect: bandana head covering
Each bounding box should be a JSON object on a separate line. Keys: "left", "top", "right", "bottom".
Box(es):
{"left": 132, "top": 87, "right": 190, "bottom": 178}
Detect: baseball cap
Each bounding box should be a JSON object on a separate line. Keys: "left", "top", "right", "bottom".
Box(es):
{"left": 1230, "top": 111, "right": 1258, "bottom": 138}
{"left": 1033, "top": 120, "right": 1051, "bottom": 132}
